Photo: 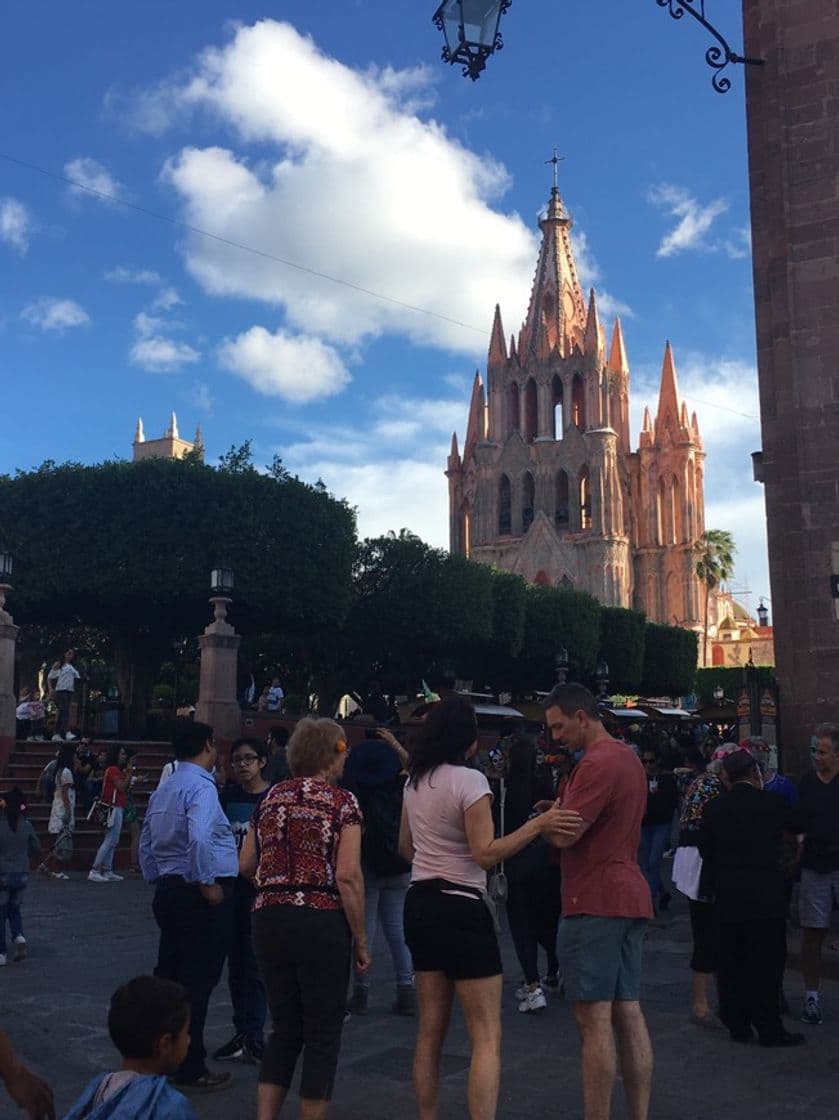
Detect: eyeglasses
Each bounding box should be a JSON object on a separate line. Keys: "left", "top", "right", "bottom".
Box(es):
{"left": 232, "top": 755, "right": 261, "bottom": 765}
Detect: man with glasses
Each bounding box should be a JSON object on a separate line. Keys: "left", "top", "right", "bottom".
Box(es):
{"left": 140, "top": 719, "right": 238, "bottom": 1094}
{"left": 214, "top": 738, "right": 271, "bottom": 1066}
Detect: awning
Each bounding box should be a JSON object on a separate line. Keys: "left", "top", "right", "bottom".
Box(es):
{"left": 601, "top": 707, "right": 648, "bottom": 720}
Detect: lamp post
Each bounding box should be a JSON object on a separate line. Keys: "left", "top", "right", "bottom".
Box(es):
{"left": 431, "top": 2, "right": 761, "bottom": 91}
{"left": 0, "top": 549, "right": 18, "bottom": 775}
{"left": 712, "top": 684, "right": 724, "bottom": 704}
{"left": 554, "top": 646, "right": 569, "bottom": 686}
{"left": 195, "top": 566, "right": 242, "bottom": 748}
{"left": 595, "top": 659, "right": 610, "bottom": 699}
{"left": 432, "top": 0, "right": 511, "bottom": 80}
{"left": 756, "top": 598, "right": 769, "bottom": 628}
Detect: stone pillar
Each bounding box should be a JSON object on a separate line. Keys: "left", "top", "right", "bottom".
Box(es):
{"left": 743, "top": 0, "right": 839, "bottom": 772}
{"left": 194, "top": 597, "right": 242, "bottom": 748}
{"left": 0, "top": 586, "right": 19, "bottom": 776}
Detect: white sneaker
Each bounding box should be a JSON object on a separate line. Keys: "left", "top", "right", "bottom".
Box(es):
{"left": 12, "top": 936, "right": 26, "bottom": 962}
{"left": 0, "top": 954, "right": 6, "bottom": 966}
{"left": 518, "top": 987, "right": 547, "bottom": 1014}
{"left": 51, "top": 734, "right": 63, "bottom": 742}
{"left": 515, "top": 983, "right": 529, "bottom": 1001}
{"left": 103, "top": 872, "right": 124, "bottom": 882}
{"left": 88, "top": 870, "right": 107, "bottom": 882}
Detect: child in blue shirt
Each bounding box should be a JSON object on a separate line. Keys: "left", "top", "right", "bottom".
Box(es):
{"left": 62, "top": 976, "right": 197, "bottom": 1119}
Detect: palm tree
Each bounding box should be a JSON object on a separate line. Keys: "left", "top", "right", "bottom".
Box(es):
{"left": 695, "top": 529, "right": 736, "bottom": 667}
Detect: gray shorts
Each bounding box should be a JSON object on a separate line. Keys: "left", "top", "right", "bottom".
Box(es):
{"left": 557, "top": 915, "right": 648, "bottom": 1002}
{"left": 799, "top": 868, "right": 839, "bottom": 929}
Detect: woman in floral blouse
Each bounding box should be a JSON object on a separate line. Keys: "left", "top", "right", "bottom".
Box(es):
{"left": 240, "top": 718, "right": 369, "bottom": 1120}
{"left": 672, "top": 745, "right": 733, "bottom": 1025}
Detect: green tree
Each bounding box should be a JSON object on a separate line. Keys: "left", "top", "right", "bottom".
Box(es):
{"left": 695, "top": 529, "right": 737, "bottom": 666}
{"left": 0, "top": 457, "right": 356, "bottom": 728}
{"left": 523, "top": 585, "right": 602, "bottom": 689}
{"left": 641, "top": 623, "right": 699, "bottom": 696}
{"left": 599, "top": 607, "right": 646, "bottom": 692}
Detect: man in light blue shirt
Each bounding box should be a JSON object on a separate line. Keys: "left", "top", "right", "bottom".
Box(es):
{"left": 140, "top": 719, "right": 238, "bottom": 1094}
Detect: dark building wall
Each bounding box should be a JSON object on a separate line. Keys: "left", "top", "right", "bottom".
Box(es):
{"left": 743, "top": 0, "right": 839, "bottom": 770}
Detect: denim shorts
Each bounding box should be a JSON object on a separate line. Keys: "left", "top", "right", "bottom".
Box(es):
{"left": 557, "top": 915, "right": 648, "bottom": 1002}
{"left": 799, "top": 868, "right": 839, "bottom": 929}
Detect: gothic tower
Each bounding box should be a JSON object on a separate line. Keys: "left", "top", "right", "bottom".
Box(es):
{"left": 447, "top": 184, "right": 706, "bottom": 626}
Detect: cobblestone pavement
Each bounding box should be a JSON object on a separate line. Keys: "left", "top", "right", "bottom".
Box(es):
{"left": 2, "top": 874, "right": 838, "bottom": 1120}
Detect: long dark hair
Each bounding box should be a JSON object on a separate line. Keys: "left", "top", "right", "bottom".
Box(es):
{"left": 55, "top": 743, "right": 77, "bottom": 782}
{"left": 408, "top": 698, "right": 478, "bottom": 788}
{"left": 2, "top": 787, "right": 25, "bottom": 832}
{"left": 105, "top": 742, "right": 124, "bottom": 769}
{"left": 505, "top": 733, "right": 537, "bottom": 834}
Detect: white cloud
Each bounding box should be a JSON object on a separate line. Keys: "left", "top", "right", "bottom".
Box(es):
{"left": 133, "top": 311, "right": 169, "bottom": 337}
{"left": 21, "top": 297, "right": 90, "bottom": 332}
{"left": 0, "top": 197, "right": 32, "bottom": 254}
{"left": 64, "top": 157, "right": 123, "bottom": 203}
{"left": 133, "top": 19, "right": 542, "bottom": 355}
{"left": 185, "top": 380, "right": 214, "bottom": 414}
{"left": 219, "top": 326, "right": 350, "bottom": 403}
{"left": 277, "top": 391, "right": 463, "bottom": 543}
{"left": 130, "top": 336, "right": 200, "bottom": 371}
{"left": 647, "top": 183, "right": 729, "bottom": 258}
{"left": 106, "top": 266, "right": 161, "bottom": 285}
{"left": 151, "top": 286, "right": 182, "bottom": 311}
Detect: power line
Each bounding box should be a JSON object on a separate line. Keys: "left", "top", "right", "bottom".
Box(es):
{"left": 1, "top": 149, "right": 761, "bottom": 424}
{"left": 0, "top": 150, "right": 487, "bottom": 337}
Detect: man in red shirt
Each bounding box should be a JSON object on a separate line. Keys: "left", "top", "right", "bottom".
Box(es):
{"left": 545, "top": 683, "right": 654, "bottom": 1120}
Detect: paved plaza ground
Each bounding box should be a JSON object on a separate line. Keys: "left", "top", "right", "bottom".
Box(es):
{"left": 2, "top": 873, "right": 839, "bottom": 1120}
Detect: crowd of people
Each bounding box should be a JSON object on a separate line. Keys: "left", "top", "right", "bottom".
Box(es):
{"left": 2, "top": 689, "right": 839, "bottom": 1120}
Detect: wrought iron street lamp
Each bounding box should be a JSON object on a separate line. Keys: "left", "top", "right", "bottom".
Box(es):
{"left": 432, "top": 0, "right": 511, "bottom": 81}
{"left": 0, "top": 549, "right": 13, "bottom": 585}
{"left": 554, "top": 646, "right": 569, "bottom": 685}
{"left": 432, "top": 1, "right": 762, "bottom": 91}
{"left": 713, "top": 684, "right": 724, "bottom": 703}
{"left": 757, "top": 598, "right": 769, "bottom": 628}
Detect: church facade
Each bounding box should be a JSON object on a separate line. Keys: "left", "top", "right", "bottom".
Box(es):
{"left": 446, "top": 186, "right": 707, "bottom": 628}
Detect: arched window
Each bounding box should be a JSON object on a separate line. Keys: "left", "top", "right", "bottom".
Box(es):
{"left": 579, "top": 466, "right": 591, "bottom": 530}
{"left": 687, "top": 459, "right": 696, "bottom": 538}
{"left": 672, "top": 475, "right": 683, "bottom": 542}
{"left": 462, "top": 504, "right": 471, "bottom": 558}
{"left": 534, "top": 570, "right": 550, "bottom": 587}
{"left": 508, "top": 382, "right": 520, "bottom": 434}
{"left": 555, "top": 470, "right": 569, "bottom": 527}
{"left": 656, "top": 477, "right": 666, "bottom": 545}
{"left": 522, "top": 471, "right": 535, "bottom": 532}
{"left": 552, "top": 374, "right": 564, "bottom": 439}
{"left": 524, "top": 378, "right": 538, "bottom": 442}
{"left": 572, "top": 373, "right": 586, "bottom": 429}
{"left": 498, "top": 475, "right": 512, "bottom": 535}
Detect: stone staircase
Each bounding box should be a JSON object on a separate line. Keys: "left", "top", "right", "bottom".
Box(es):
{"left": 3, "top": 740, "right": 171, "bottom": 871}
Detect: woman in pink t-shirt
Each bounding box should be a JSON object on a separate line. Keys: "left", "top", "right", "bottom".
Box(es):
{"left": 399, "top": 697, "right": 576, "bottom": 1120}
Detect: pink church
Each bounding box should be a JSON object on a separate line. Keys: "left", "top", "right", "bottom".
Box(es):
{"left": 446, "top": 185, "right": 707, "bottom": 627}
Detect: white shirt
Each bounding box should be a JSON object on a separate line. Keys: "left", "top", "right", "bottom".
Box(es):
{"left": 49, "top": 663, "right": 80, "bottom": 691}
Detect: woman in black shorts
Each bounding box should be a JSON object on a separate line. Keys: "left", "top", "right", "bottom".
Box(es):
{"left": 399, "top": 698, "right": 577, "bottom": 1120}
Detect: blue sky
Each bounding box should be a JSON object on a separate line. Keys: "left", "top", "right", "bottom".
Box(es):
{"left": 0, "top": 1, "right": 768, "bottom": 612}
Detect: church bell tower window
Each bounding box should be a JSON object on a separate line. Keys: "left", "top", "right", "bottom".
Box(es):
{"left": 498, "top": 474, "right": 512, "bottom": 535}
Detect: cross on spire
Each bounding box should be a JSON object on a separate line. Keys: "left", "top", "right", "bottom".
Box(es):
{"left": 545, "top": 147, "right": 565, "bottom": 192}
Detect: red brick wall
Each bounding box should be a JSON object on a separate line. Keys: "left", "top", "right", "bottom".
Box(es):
{"left": 743, "top": 0, "right": 839, "bottom": 771}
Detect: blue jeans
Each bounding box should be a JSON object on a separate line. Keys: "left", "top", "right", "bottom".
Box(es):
{"left": 357, "top": 869, "right": 412, "bottom": 988}
{"left": 0, "top": 872, "right": 28, "bottom": 953}
{"left": 228, "top": 881, "right": 266, "bottom": 1043}
{"left": 93, "top": 807, "right": 123, "bottom": 871}
{"left": 638, "top": 821, "right": 671, "bottom": 904}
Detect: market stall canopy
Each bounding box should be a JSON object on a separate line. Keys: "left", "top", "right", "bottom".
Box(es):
{"left": 601, "top": 707, "right": 649, "bottom": 720}
{"left": 638, "top": 704, "right": 693, "bottom": 720}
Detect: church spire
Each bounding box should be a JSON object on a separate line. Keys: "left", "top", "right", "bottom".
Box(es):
{"left": 655, "top": 341, "right": 681, "bottom": 430}
{"left": 165, "top": 411, "right": 179, "bottom": 440}
{"left": 519, "top": 188, "right": 586, "bottom": 360}
{"left": 134, "top": 417, "right": 145, "bottom": 444}
{"left": 463, "top": 371, "right": 486, "bottom": 459}
{"left": 608, "top": 318, "right": 629, "bottom": 375}
{"left": 583, "top": 288, "right": 602, "bottom": 358}
{"left": 488, "top": 304, "right": 507, "bottom": 367}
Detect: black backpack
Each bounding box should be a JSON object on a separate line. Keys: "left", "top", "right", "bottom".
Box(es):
{"left": 359, "top": 776, "right": 410, "bottom": 877}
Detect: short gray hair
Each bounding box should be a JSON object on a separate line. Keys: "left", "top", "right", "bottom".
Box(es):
{"left": 815, "top": 723, "right": 839, "bottom": 751}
